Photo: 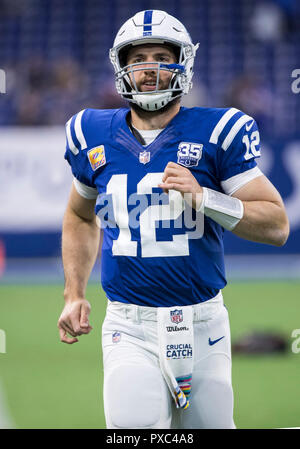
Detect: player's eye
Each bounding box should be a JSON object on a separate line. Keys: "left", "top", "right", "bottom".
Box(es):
{"left": 157, "top": 55, "right": 170, "bottom": 62}
{"left": 131, "top": 57, "right": 144, "bottom": 64}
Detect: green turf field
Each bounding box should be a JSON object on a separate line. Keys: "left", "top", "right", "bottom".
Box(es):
{"left": 0, "top": 281, "right": 300, "bottom": 429}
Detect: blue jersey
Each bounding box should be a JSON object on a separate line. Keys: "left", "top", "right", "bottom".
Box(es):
{"left": 64, "top": 106, "right": 261, "bottom": 307}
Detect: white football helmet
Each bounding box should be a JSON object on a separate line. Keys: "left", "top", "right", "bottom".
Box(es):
{"left": 109, "top": 10, "right": 199, "bottom": 111}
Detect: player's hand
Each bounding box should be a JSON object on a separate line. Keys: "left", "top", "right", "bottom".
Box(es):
{"left": 57, "top": 299, "right": 93, "bottom": 344}
{"left": 158, "top": 161, "right": 203, "bottom": 210}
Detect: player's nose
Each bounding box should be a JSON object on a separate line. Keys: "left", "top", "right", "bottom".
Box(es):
{"left": 141, "top": 60, "right": 157, "bottom": 73}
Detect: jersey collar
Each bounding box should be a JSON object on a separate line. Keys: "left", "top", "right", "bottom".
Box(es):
{"left": 112, "top": 107, "right": 188, "bottom": 163}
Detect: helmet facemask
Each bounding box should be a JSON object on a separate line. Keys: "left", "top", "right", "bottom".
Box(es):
{"left": 110, "top": 43, "right": 196, "bottom": 111}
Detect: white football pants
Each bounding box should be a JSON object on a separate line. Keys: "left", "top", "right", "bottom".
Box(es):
{"left": 102, "top": 292, "right": 235, "bottom": 429}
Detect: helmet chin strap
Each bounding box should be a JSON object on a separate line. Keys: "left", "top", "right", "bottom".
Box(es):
{"left": 131, "top": 91, "right": 173, "bottom": 111}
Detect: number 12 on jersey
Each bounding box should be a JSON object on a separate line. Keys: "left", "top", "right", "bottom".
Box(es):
{"left": 102, "top": 173, "right": 195, "bottom": 258}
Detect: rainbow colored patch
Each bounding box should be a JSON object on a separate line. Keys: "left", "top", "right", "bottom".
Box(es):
{"left": 87, "top": 145, "right": 106, "bottom": 171}
{"left": 174, "top": 374, "right": 192, "bottom": 409}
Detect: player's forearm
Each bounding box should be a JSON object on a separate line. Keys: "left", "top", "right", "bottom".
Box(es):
{"left": 62, "top": 209, "right": 100, "bottom": 301}
{"left": 232, "top": 200, "right": 289, "bottom": 246}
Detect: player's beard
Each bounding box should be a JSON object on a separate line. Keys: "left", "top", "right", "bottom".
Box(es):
{"left": 128, "top": 70, "right": 181, "bottom": 117}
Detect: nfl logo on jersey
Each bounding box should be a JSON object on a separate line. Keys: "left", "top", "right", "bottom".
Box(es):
{"left": 170, "top": 309, "right": 183, "bottom": 324}
{"left": 177, "top": 142, "right": 203, "bottom": 167}
{"left": 139, "top": 150, "right": 150, "bottom": 164}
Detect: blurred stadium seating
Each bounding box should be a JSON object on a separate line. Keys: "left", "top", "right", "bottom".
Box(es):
{"left": 0, "top": 0, "right": 299, "bottom": 130}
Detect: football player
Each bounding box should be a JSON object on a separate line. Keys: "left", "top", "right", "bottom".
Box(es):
{"left": 57, "top": 10, "right": 289, "bottom": 428}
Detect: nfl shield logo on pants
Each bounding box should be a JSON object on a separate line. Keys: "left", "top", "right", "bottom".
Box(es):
{"left": 112, "top": 331, "right": 121, "bottom": 343}
{"left": 170, "top": 309, "right": 183, "bottom": 324}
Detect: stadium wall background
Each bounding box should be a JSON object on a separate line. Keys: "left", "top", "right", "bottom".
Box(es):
{"left": 0, "top": 128, "right": 299, "bottom": 257}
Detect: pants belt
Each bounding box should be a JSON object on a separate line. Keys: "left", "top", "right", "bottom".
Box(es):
{"left": 107, "top": 291, "right": 223, "bottom": 323}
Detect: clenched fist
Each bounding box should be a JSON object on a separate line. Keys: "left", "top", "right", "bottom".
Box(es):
{"left": 158, "top": 161, "right": 203, "bottom": 210}
{"left": 57, "top": 299, "right": 93, "bottom": 344}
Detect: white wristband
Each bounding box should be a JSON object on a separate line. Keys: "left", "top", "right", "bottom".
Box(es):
{"left": 197, "top": 187, "right": 244, "bottom": 231}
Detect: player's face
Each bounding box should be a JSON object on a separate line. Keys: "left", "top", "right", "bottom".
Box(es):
{"left": 126, "top": 44, "right": 177, "bottom": 92}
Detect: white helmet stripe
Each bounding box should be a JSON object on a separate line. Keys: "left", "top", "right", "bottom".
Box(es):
{"left": 209, "top": 108, "right": 240, "bottom": 144}
{"left": 221, "top": 114, "right": 253, "bottom": 151}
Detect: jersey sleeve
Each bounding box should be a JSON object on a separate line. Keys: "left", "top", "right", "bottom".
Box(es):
{"left": 64, "top": 109, "right": 97, "bottom": 189}
{"left": 210, "top": 108, "right": 263, "bottom": 195}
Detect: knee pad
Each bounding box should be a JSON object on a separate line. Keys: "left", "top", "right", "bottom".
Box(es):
{"left": 104, "top": 364, "right": 171, "bottom": 429}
